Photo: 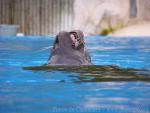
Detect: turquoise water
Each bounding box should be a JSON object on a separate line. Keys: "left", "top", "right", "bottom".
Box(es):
{"left": 0, "top": 36, "right": 150, "bottom": 113}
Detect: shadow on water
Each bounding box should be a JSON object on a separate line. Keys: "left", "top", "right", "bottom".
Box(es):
{"left": 23, "top": 65, "right": 150, "bottom": 82}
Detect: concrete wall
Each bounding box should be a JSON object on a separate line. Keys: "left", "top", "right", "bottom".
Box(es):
{"left": 1, "top": 0, "right": 150, "bottom": 36}
{"left": 73, "top": 0, "right": 130, "bottom": 35}
{"left": 0, "top": 0, "right": 74, "bottom": 36}
{"left": 73, "top": 0, "right": 150, "bottom": 35}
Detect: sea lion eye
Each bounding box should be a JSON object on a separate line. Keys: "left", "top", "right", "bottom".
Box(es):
{"left": 74, "top": 33, "right": 79, "bottom": 40}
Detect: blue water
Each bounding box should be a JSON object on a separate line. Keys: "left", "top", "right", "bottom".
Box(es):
{"left": 0, "top": 36, "right": 150, "bottom": 113}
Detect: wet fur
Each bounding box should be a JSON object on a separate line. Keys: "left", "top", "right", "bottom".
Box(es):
{"left": 48, "top": 30, "right": 92, "bottom": 66}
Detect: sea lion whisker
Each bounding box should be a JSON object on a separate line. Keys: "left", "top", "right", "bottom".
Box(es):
{"left": 36, "top": 46, "right": 52, "bottom": 52}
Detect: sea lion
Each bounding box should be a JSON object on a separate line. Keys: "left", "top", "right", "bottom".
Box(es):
{"left": 48, "top": 30, "right": 92, "bottom": 66}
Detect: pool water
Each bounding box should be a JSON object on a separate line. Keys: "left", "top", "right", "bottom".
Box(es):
{"left": 0, "top": 36, "right": 150, "bottom": 113}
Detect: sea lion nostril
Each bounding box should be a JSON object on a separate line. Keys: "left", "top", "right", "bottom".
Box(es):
{"left": 72, "top": 43, "right": 76, "bottom": 48}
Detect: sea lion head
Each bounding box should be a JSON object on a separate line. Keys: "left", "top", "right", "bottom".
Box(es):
{"left": 52, "top": 30, "right": 85, "bottom": 51}
{"left": 48, "top": 30, "right": 92, "bottom": 66}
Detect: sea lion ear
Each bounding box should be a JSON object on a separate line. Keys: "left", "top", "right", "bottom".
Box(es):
{"left": 53, "top": 35, "right": 59, "bottom": 50}
{"left": 77, "top": 30, "right": 84, "bottom": 39}
{"left": 55, "top": 35, "right": 59, "bottom": 43}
